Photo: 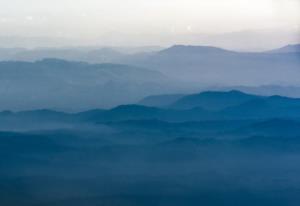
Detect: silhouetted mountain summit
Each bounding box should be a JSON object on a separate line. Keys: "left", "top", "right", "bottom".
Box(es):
{"left": 138, "top": 94, "right": 184, "bottom": 107}
{"left": 3, "top": 90, "right": 300, "bottom": 123}
{"left": 129, "top": 44, "right": 300, "bottom": 85}
{"left": 159, "top": 45, "right": 234, "bottom": 55}
{"left": 0, "top": 47, "right": 126, "bottom": 63}
{"left": 37, "top": 58, "right": 78, "bottom": 65}
{"left": 269, "top": 44, "right": 300, "bottom": 53}
{"left": 221, "top": 94, "right": 300, "bottom": 119}
{"left": 170, "top": 90, "right": 260, "bottom": 110}
{"left": 107, "top": 105, "right": 162, "bottom": 120}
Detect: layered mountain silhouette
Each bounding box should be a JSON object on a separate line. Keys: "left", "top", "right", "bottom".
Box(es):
{"left": 138, "top": 94, "right": 184, "bottom": 107}
{"left": 158, "top": 45, "right": 234, "bottom": 55}
{"left": 83, "top": 91, "right": 300, "bottom": 121}
{"left": 169, "top": 90, "right": 260, "bottom": 110}
{"left": 2, "top": 90, "right": 300, "bottom": 123}
{"left": 1, "top": 44, "right": 300, "bottom": 206}
{"left": 0, "top": 59, "right": 177, "bottom": 111}
{"left": 0, "top": 47, "right": 126, "bottom": 62}
{"left": 1, "top": 44, "right": 299, "bottom": 87}
{"left": 2, "top": 90, "right": 300, "bottom": 206}
{"left": 125, "top": 45, "right": 300, "bottom": 85}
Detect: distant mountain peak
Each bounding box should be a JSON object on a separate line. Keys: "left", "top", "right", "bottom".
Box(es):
{"left": 200, "top": 90, "right": 249, "bottom": 96}
{"left": 36, "top": 58, "right": 82, "bottom": 66}
{"left": 170, "top": 90, "right": 259, "bottom": 110}
{"left": 269, "top": 44, "right": 300, "bottom": 53}
{"left": 159, "top": 45, "right": 233, "bottom": 55}
{"left": 110, "top": 104, "right": 159, "bottom": 113}
{"left": 283, "top": 44, "right": 300, "bottom": 49}
{"left": 138, "top": 94, "right": 184, "bottom": 107}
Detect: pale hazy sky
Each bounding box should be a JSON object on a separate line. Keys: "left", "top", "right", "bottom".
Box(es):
{"left": 0, "top": 0, "right": 299, "bottom": 49}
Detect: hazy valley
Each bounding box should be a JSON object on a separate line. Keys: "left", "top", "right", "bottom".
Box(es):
{"left": 0, "top": 43, "right": 300, "bottom": 206}
{"left": 2, "top": 89, "right": 300, "bottom": 205}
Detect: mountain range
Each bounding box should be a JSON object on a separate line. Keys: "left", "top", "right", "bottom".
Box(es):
{"left": 0, "top": 44, "right": 300, "bottom": 111}
{"left": 269, "top": 44, "right": 300, "bottom": 53}
{"left": 0, "top": 59, "right": 179, "bottom": 111}
{"left": 1, "top": 35, "right": 300, "bottom": 206}
{"left": 124, "top": 44, "right": 300, "bottom": 85}
{"left": 2, "top": 90, "right": 300, "bottom": 125}
{"left": 2, "top": 89, "right": 300, "bottom": 206}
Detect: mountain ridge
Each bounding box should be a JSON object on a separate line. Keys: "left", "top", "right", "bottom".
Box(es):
{"left": 2, "top": 90, "right": 300, "bottom": 122}
{"left": 268, "top": 44, "right": 300, "bottom": 53}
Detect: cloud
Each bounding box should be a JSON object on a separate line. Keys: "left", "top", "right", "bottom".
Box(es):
{"left": 26, "top": 16, "right": 34, "bottom": 21}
